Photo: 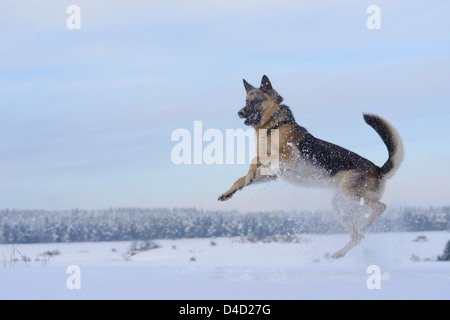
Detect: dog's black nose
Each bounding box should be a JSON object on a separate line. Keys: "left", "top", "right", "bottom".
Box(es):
{"left": 238, "top": 110, "right": 245, "bottom": 118}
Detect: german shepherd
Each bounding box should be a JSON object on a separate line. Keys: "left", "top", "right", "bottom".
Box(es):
{"left": 218, "top": 75, "right": 404, "bottom": 258}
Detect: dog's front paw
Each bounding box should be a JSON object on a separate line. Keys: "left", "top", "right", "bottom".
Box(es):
{"left": 218, "top": 191, "right": 235, "bottom": 201}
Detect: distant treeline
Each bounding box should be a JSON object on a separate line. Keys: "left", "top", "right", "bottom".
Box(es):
{"left": 0, "top": 206, "right": 449, "bottom": 244}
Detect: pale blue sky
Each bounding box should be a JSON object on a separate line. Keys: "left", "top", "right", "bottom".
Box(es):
{"left": 0, "top": 0, "right": 449, "bottom": 211}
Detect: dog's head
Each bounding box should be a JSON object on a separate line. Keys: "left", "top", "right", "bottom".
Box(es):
{"left": 238, "top": 75, "right": 283, "bottom": 127}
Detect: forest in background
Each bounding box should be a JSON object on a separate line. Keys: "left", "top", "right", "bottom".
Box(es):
{"left": 0, "top": 206, "right": 449, "bottom": 244}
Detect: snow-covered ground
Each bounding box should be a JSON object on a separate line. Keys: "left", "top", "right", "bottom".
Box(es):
{"left": 1, "top": 231, "right": 449, "bottom": 300}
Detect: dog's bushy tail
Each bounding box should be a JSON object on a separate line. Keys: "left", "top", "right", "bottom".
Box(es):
{"left": 363, "top": 114, "right": 404, "bottom": 179}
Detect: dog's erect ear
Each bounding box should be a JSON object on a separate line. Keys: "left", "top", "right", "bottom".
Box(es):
{"left": 260, "top": 75, "right": 273, "bottom": 93}
{"left": 243, "top": 79, "right": 255, "bottom": 93}
{"left": 260, "top": 75, "right": 283, "bottom": 104}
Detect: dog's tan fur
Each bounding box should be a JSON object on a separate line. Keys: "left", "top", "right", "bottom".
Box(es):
{"left": 218, "top": 75, "right": 404, "bottom": 258}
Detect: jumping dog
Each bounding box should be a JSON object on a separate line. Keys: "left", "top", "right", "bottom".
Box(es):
{"left": 218, "top": 75, "right": 404, "bottom": 258}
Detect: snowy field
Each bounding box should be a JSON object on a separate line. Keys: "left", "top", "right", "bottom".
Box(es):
{"left": 1, "top": 231, "right": 449, "bottom": 300}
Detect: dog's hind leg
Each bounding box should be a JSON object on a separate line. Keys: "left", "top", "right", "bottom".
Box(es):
{"left": 359, "top": 199, "right": 386, "bottom": 232}
{"left": 331, "top": 195, "right": 365, "bottom": 259}
{"left": 332, "top": 195, "right": 360, "bottom": 237}
{"left": 331, "top": 235, "right": 364, "bottom": 259}
{"left": 333, "top": 199, "right": 386, "bottom": 258}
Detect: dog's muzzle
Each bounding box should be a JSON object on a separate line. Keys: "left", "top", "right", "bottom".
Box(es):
{"left": 238, "top": 106, "right": 261, "bottom": 126}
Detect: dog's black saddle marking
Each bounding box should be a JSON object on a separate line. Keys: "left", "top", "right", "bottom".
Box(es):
{"left": 298, "top": 131, "right": 376, "bottom": 176}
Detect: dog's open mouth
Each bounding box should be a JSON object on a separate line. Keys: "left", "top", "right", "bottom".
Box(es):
{"left": 243, "top": 112, "right": 261, "bottom": 126}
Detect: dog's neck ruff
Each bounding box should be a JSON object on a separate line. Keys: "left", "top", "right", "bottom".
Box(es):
{"left": 266, "top": 120, "right": 296, "bottom": 134}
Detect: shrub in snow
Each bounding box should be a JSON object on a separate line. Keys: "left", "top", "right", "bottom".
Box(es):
{"left": 413, "top": 235, "right": 428, "bottom": 242}
{"left": 124, "top": 240, "right": 161, "bottom": 259}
